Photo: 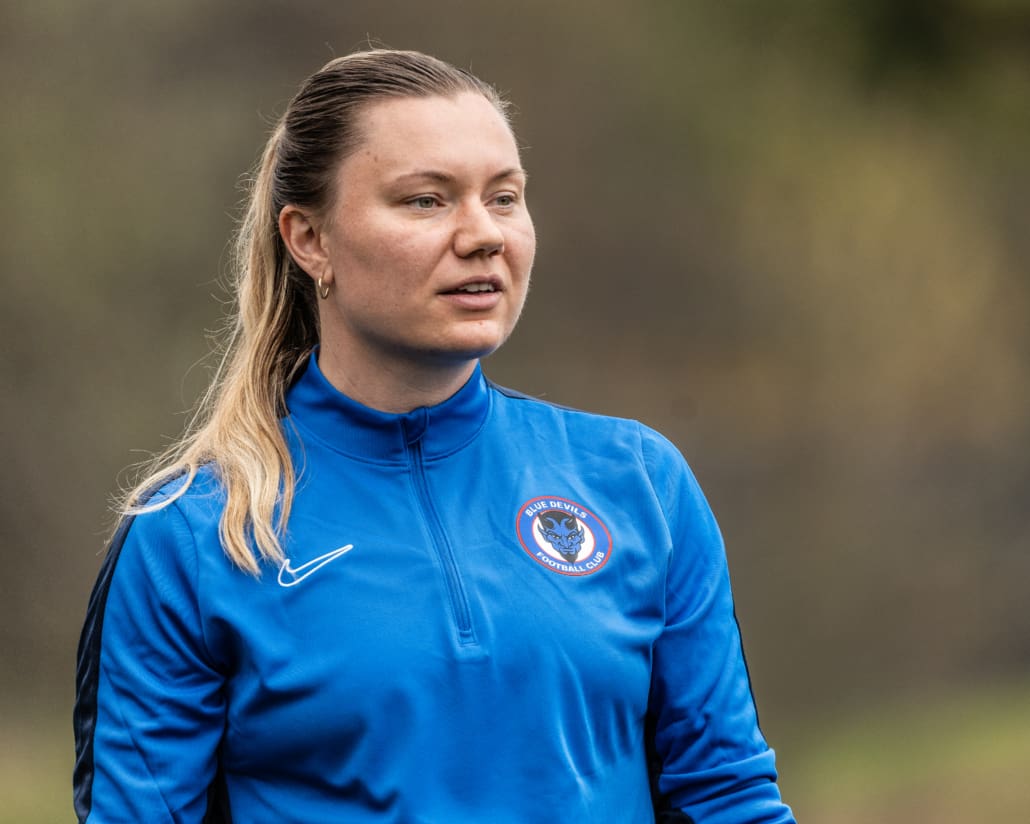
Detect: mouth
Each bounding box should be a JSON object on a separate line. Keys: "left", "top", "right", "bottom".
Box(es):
{"left": 441, "top": 277, "right": 502, "bottom": 295}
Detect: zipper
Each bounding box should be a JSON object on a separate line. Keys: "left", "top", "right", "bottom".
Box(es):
{"left": 407, "top": 436, "right": 477, "bottom": 647}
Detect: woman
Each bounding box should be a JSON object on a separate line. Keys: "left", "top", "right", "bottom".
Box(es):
{"left": 74, "top": 49, "right": 795, "bottom": 823}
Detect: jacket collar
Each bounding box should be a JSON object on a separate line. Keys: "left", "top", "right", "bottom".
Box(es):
{"left": 284, "top": 352, "right": 491, "bottom": 463}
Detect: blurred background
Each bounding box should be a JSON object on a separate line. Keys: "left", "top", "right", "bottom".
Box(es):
{"left": 3, "top": 0, "right": 1028, "bottom": 821}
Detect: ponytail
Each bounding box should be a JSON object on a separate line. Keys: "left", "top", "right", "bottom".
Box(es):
{"left": 122, "top": 121, "right": 317, "bottom": 572}
{"left": 117, "top": 49, "right": 508, "bottom": 572}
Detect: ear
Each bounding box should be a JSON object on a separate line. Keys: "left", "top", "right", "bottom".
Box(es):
{"left": 279, "top": 205, "right": 329, "bottom": 283}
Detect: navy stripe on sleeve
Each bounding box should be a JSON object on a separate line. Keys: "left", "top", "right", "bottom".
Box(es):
{"left": 74, "top": 503, "right": 233, "bottom": 823}
{"left": 72, "top": 513, "right": 138, "bottom": 822}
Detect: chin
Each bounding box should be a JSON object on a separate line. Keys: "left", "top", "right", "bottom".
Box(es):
{"left": 436, "top": 323, "right": 510, "bottom": 361}
{"left": 435, "top": 340, "right": 504, "bottom": 364}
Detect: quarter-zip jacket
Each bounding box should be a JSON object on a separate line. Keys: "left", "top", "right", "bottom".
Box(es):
{"left": 74, "top": 356, "right": 795, "bottom": 823}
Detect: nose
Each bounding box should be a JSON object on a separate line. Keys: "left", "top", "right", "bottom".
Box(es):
{"left": 453, "top": 201, "right": 504, "bottom": 258}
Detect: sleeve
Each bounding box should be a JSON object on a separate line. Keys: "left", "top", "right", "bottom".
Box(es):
{"left": 639, "top": 425, "right": 796, "bottom": 824}
{"left": 73, "top": 498, "right": 227, "bottom": 824}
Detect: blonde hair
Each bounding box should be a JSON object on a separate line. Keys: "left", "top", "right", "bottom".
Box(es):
{"left": 121, "top": 50, "right": 508, "bottom": 572}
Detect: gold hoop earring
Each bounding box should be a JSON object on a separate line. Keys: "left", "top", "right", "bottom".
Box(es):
{"left": 317, "top": 276, "right": 330, "bottom": 300}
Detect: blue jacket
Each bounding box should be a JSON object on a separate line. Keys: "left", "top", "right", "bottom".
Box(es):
{"left": 74, "top": 356, "right": 795, "bottom": 823}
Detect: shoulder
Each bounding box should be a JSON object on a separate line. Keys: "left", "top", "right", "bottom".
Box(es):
{"left": 132, "top": 464, "right": 225, "bottom": 526}
{"left": 110, "top": 465, "right": 227, "bottom": 579}
{"left": 487, "top": 382, "right": 714, "bottom": 531}
{"left": 488, "top": 379, "right": 687, "bottom": 469}
{"left": 488, "top": 378, "right": 640, "bottom": 433}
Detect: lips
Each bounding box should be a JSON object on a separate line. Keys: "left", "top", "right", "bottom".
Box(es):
{"left": 440, "top": 275, "right": 503, "bottom": 295}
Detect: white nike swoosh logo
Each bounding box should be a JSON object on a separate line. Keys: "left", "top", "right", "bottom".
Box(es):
{"left": 277, "top": 544, "right": 356, "bottom": 588}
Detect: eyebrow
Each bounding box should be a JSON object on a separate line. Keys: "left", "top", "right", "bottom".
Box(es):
{"left": 390, "top": 167, "right": 528, "bottom": 186}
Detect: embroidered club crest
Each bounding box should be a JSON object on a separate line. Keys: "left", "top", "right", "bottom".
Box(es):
{"left": 517, "top": 496, "right": 612, "bottom": 576}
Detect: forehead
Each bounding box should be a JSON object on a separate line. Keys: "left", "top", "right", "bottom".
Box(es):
{"left": 342, "top": 92, "right": 521, "bottom": 181}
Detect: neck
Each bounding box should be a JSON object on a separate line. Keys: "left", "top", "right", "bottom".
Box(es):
{"left": 315, "top": 342, "right": 478, "bottom": 414}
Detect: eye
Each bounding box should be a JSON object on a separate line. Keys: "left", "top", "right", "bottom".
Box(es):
{"left": 408, "top": 195, "right": 440, "bottom": 210}
{"left": 492, "top": 193, "right": 519, "bottom": 209}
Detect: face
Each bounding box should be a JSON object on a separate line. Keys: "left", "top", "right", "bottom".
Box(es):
{"left": 303, "top": 92, "right": 535, "bottom": 389}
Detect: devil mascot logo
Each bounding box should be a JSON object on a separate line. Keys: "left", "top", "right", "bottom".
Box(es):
{"left": 517, "top": 496, "right": 612, "bottom": 576}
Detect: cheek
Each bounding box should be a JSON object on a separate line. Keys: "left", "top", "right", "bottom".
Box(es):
{"left": 509, "top": 222, "right": 537, "bottom": 277}
{"left": 341, "top": 226, "right": 437, "bottom": 283}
